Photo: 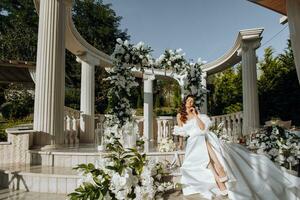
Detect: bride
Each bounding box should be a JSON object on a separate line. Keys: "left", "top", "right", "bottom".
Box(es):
{"left": 174, "top": 95, "right": 300, "bottom": 200}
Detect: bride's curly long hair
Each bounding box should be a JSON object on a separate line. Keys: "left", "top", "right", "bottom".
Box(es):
{"left": 180, "top": 94, "right": 198, "bottom": 124}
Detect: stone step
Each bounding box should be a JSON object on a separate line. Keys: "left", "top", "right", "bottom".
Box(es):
{"left": 0, "top": 163, "right": 182, "bottom": 195}
{"left": 28, "top": 144, "right": 185, "bottom": 168}
{"left": 0, "top": 188, "right": 67, "bottom": 200}
{"left": 0, "top": 164, "right": 80, "bottom": 194}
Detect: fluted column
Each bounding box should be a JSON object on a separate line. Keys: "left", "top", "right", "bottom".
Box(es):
{"left": 33, "top": 0, "right": 67, "bottom": 146}
{"left": 143, "top": 73, "right": 155, "bottom": 152}
{"left": 77, "top": 53, "right": 98, "bottom": 143}
{"left": 286, "top": 0, "right": 300, "bottom": 85}
{"left": 239, "top": 38, "right": 261, "bottom": 135}
{"left": 200, "top": 71, "right": 208, "bottom": 114}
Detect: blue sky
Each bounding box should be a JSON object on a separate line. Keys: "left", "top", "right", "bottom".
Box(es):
{"left": 102, "top": 0, "right": 290, "bottom": 63}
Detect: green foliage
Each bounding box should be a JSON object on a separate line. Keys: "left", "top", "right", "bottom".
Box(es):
{"left": 1, "top": 84, "right": 34, "bottom": 119}
{"left": 68, "top": 137, "right": 148, "bottom": 200}
{"left": 136, "top": 93, "right": 143, "bottom": 109}
{"left": 1, "top": 0, "right": 129, "bottom": 114}
{"left": 155, "top": 107, "right": 177, "bottom": 116}
{"left": 173, "top": 86, "right": 181, "bottom": 108}
{"left": 258, "top": 43, "right": 300, "bottom": 125}
{"left": 73, "top": 0, "right": 129, "bottom": 55}
{"left": 65, "top": 87, "right": 80, "bottom": 110}
{"left": 154, "top": 94, "right": 161, "bottom": 108}
{"left": 208, "top": 40, "right": 300, "bottom": 126}
{"left": 208, "top": 66, "right": 242, "bottom": 115}
{"left": 0, "top": 0, "right": 38, "bottom": 60}
{"left": 0, "top": 115, "right": 33, "bottom": 141}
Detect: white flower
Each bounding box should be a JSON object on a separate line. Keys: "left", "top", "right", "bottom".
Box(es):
{"left": 135, "top": 41, "right": 145, "bottom": 49}
{"left": 287, "top": 156, "right": 295, "bottom": 163}
{"left": 124, "top": 40, "right": 129, "bottom": 47}
{"left": 104, "top": 193, "right": 112, "bottom": 200}
{"left": 268, "top": 148, "right": 279, "bottom": 157}
{"left": 176, "top": 48, "right": 182, "bottom": 53}
{"left": 116, "top": 38, "right": 123, "bottom": 44}
{"left": 257, "top": 148, "right": 265, "bottom": 154}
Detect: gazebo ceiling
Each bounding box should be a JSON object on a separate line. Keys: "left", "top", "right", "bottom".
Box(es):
{"left": 0, "top": 60, "right": 35, "bottom": 83}
{"left": 248, "top": 0, "right": 287, "bottom": 15}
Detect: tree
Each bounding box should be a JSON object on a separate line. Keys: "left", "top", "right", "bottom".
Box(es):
{"left": 1, "top": 0, "right": 130, "bottom": 114}
{"left": 70, "top": 0, "right": 130, "bottom": 113}
{"left": 258, "top": 42, "right": 300, "bottom": 125}
{"left": 73, "top": 0, "right": 129, "bottom": 55}
{"left": 208, "top": 66, "right": 242, "bottom": 115}
{"left": 0, "top": 0, "right": 38, "bottom": 60}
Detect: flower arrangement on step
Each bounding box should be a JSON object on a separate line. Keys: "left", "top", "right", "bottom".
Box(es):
{"left": 68, "top": 137, "right": 174, "bottom": 200}
{"left": 247, "top": 124, "right": 300, "bottom": 171}
{"left": 157, "top": 137, "right": 177, "bottom": 152}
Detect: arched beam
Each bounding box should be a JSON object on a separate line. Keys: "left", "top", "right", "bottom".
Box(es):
{"left": 201, "top": 28, "right": 264, "bottom": 75}
{"left": 34, "top": 0, "right": 112, "bottom": 67}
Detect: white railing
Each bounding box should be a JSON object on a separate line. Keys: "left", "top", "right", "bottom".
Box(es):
{"left": 211, "top": 112, "right": 243, "bottom": 142}
{"left": 64, "top": 107, "right": 80, "bottom": 145}
{"left": 85, "top": 112, "right": 243, "bottom": 149}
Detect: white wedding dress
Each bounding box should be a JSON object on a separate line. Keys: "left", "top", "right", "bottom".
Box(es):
{"left": 174, "top": 114, "right": 300, "bottom": 200}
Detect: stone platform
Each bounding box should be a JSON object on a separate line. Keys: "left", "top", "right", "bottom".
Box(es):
{"left": 0, "top": 144, "right": 184, "bottom": 195}
{"left": 0, "top": 188, "right": 229, "bottom": 200}
{"left": 28, "top": 144, "right": 185, "bottom": 168}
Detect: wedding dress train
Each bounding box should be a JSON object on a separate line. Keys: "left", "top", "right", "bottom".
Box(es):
{"left": 174, "top": 114, "right": 300, "bottom": 200}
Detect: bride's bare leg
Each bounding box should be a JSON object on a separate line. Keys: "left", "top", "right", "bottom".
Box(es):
{"left": 178, "top": 136, "right": 183, "bottom": 150}
{"left": 206, "top": 140, "right": 227, "bottom": 178}
{"left": 207, "top": 162, "right": 227, "bottom": 191}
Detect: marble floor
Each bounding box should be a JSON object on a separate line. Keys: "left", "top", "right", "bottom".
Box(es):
{"left": 0, "top": 188, "right": 67, "bottom": 200}
{"left": 0, "top": 189, "right": 229, "bottom": 200}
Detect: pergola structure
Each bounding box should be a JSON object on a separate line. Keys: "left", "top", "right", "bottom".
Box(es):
{"left": 201, "top": 28, "right": 264, "bottom": 136}
{"left": 29, "top": 0, "right": 265, "bottom": 150}
{"left": 248, "top": 0, "right": 300, "bottom": 85}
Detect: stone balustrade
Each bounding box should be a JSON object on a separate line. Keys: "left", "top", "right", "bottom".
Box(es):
{"left": 63, "top": 107, "right": 80, "bottom": 145}
{"left": 211, "top": 112, "right": 243, "bottom": 142}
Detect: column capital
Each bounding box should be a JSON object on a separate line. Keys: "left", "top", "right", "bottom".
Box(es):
{"left": 237, "top": 40, "right": 261, "bottom": 57}
{"left": 143, "top": 73, "right": 155, "bottom": 81}
{"left": 201, "top": 71, "right": 207, "bottom": 79}
{"left": 76, "top": 52, "right": 99, "bottom": 66}
{"left": 237, "top": 28, "right": 263, "bottom": 56}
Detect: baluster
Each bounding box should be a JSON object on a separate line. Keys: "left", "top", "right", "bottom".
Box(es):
{"left": 157, "top": 119, "right": 162, "bottom": 142}
{"left": 166, "top": 119, "right": 169, "bottom": 138}
{"left": 65, "top": 115, "right": 72, "bottom": 144}
{"left": 162, "top": 120, "right": 167, "bottom": 139}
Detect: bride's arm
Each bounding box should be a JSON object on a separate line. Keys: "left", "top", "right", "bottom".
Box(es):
{"left": 190, "top": 108, "right": 206, "bottom": 130}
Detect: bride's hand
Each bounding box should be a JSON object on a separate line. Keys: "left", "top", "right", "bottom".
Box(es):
{"left": 190, "top": 107, "right": 197, "bottom": 116}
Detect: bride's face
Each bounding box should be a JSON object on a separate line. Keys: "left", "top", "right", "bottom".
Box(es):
{"left": 185, "top": 97, "right": 194, "bottom": 109}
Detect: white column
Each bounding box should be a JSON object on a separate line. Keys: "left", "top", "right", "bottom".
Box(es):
{"left": 239, "top": 39, "right": 261, "bottom": 136}
{"left": 287, "top": 0, "right": 300, "bottom": 85}
{"left": 175, "top": 75, "right": 186, "bottom": 100}
{"left": 143, "top": 74, "right": 155, "bottom": 152}
{"left": 76, "top": 54, "right": 98, "bottom": 143}
{"left": 200, "top": 71, "right": 208, "bottom": 114}
{"left": 33, "top": 0, "right": 66, "bottom": 146}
